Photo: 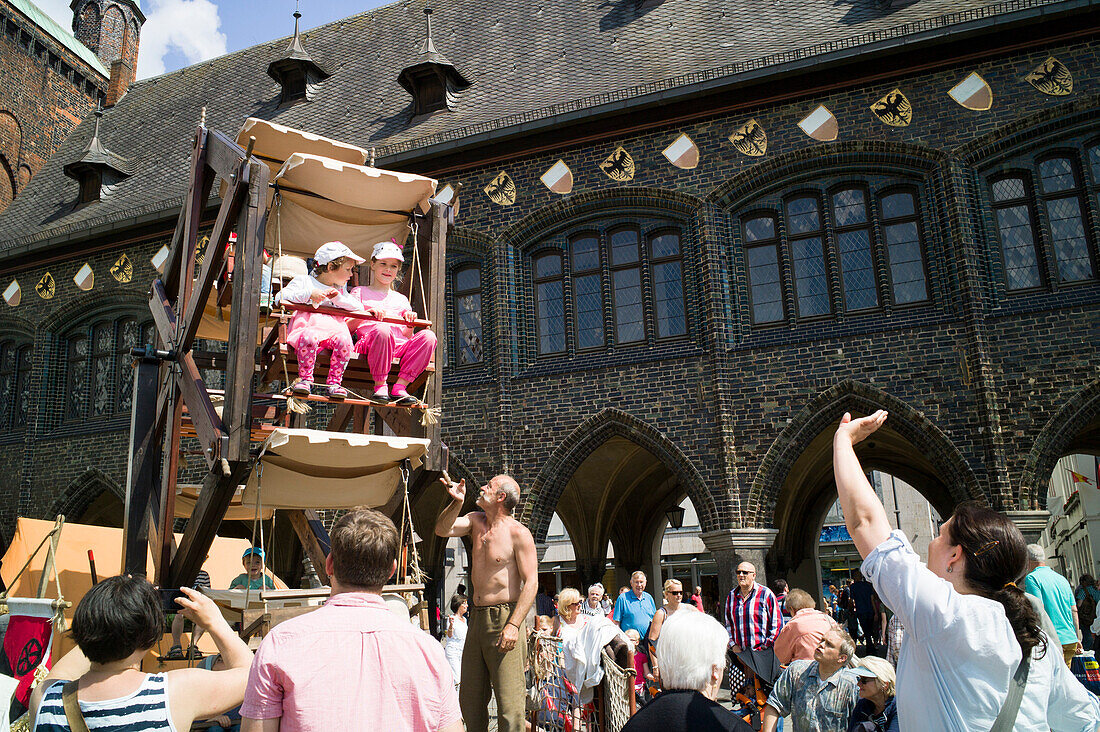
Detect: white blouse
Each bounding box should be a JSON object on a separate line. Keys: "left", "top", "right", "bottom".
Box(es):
{"left": 274, "top": 274, "right": 361, "bottom": 311}
{"left": 862, "top": 530, "right": 1100, "bottom": 731}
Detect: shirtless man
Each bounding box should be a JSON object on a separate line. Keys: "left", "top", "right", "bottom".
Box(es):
{"left": 435, "top": 474, "right": 537, "bottom": 732}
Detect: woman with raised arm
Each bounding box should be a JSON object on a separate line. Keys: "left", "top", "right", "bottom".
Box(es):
{"left": 833, "top": 410, "right": 1100, "bottom": 731}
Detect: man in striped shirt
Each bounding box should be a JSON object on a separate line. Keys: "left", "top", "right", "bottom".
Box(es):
{"left": 723, "top": 562, "right": 784, "bottom": 653}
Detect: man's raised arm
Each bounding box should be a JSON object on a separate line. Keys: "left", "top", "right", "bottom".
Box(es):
{"left": 435, "top": 477, "right": 473, "bottom": 537}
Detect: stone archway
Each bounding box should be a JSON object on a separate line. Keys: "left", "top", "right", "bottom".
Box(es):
{"left": 1025, "top": 378, "right": 1100, "bottom": 512}
{"left": 753, "top": 380, "right": 979, "bottom": 599}
{"left": 520, "top": 408, "right": 717, "bottom": 590}
{"left": 49, "top": 468, "right": 125, "bottom": 527}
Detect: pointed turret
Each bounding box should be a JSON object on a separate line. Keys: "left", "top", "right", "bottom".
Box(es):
{"left": 267, "top": 7, "right": 330, "bottom": 106}
{"left": 63, "top": 104, "right": 133, "bottom": 203}
{"left": 397, "top": 5, "right": 470, "bottom": 117}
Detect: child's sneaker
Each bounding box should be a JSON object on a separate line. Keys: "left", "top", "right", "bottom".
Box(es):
{"left": 326, "top": 384, "right": 348, "bottom": 400}
{"left": 291, "top": 380, "right": 312, "bottom": 396}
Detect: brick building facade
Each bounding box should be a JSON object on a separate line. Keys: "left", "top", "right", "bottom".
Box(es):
{"left": 0, "top": 0, "right": 1097, "bottom": 601}
{"left": 0, "top": 0, "right": 142, "bottom": 214}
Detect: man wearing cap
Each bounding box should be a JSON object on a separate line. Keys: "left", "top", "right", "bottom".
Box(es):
{"left": 230, "top": 547, "right": 276, "bottom": 591}
{"left": 273, "top": 241, "right": 365, "bottom": 400}
{"left": 350, "top": 240, "right": 437, "bottom": 407}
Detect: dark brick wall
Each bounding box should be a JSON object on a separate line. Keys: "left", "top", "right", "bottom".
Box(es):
{"left": 0, "top": 37, "right": 1097, "bottom": 574}
{"left": 0, "top": 0, "right": 107, "bottom": 212}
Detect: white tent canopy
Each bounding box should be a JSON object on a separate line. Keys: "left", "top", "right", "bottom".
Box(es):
{"left": 241, "top": 428, "right": 430, "bottom": 510}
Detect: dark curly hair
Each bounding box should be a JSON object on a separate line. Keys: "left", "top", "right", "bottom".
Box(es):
{"left": 948, "top": 501, "right": 1046, "bottom": 659}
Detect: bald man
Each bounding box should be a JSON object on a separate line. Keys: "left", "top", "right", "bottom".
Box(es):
{"left": 435, "top": 474, "right": 536, "bottom": 732}
{"left": 723, "top": 562, "right": 785, "bottom": 653}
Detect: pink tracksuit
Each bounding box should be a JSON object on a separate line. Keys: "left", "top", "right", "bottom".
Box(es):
{"left": 275, "top": 274, "right": 359, "bottom": 386}
{"left": 350, "top": 286, "right": 436, "bottom": 385}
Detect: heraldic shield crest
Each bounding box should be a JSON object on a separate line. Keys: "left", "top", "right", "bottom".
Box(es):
{"left": 484, "top": 171, "right": 517, "bottom": 206}
{"left": 600, "top": 146, "right": 635, "bottom": 182}
{"left": 1025, "top": 57, "right": 1073, "bottom": 96}
{"left": 870, "top": 89, "right": 913, "bottom": 127}
{"left": 729, "top": 119, "right": 768, "bottom": 157}
{"left": 35, "top": 272, "right": 55, "bottom": 300}
{"left": 110, "top": 253, "right": 134, "bottom": 283}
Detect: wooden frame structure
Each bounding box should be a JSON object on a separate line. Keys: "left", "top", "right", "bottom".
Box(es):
{"left": 122, "top": 121, "right": 451, "bottom": 592}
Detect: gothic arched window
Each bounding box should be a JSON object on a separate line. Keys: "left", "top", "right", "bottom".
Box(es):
{"left": 533, "top": 251, "right": 565, "bottom": 355}
{"left": 453, "top": 264, "right": 483, "bottom": 365}
{"left": 65, "top": 314, "right": 154, "bottom": 423}
{"left": 0, "top": 340, "right": 32, "bottom": 433}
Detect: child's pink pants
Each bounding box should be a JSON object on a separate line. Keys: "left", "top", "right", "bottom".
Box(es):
{"left": 295, "top": 330, "right": 352, "bottom": 385}
{"left": 354, "top": 322, "right": 436, "bottom": 385}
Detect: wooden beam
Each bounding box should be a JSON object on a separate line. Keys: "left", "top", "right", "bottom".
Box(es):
{"left": 222, "top": 159, "right": 269, "bottom": 463}
{"left": 175, "top": 351, "right": 225, "bottom": 462}
{"left": 178, "top": 176, "right": 247, "bottom": 353}
{"left": 122, "top": 356, "right": 166, "bottom": 577}
{"left": 167, "top": 460, "right": 251, "bottom": 589}
{"left": 286, "top": 510, "right": 330, "bottom": 586}
{"left": 204, "top": 129, "right": 249, "bottom": 181}
{"left": 163, "top": 126, "right": 209, "bottom": 301}
{"left": 422, "top": 202, "right": 448, "bottom": 473}
{"left": 148, "top": 279, "right": 178, "bottom": 347}
{"left": 326, "top": 403, "right": 353, "bottom": 432}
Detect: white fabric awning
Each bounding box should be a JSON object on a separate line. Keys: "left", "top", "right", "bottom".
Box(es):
{"left": 269, "top": 153, "right": 436, "bottom": 260}
{"left": 237, "top": 118, "right": 369, "bottom": 175}
{"left": 241, "top": 428, "right": 430, "bottom": 510}
{"left": 174, "top": 484, "right": 273, "bottom": 521}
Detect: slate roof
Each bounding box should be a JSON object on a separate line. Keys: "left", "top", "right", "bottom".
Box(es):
{"left": 0, "top": 0, "right": 1085, "bottom": 256}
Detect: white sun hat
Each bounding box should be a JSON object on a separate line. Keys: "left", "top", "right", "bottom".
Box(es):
{"left": 314, "top": 241, "right": 366, "bottom": 265}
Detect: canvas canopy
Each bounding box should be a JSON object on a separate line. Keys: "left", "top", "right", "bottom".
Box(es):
{"left": 241, "top": 428, "right": 430, "bottom": 510}
{"left": 269, "top": 152, "right": 436, "bottom": 259}
{"left": 174, "top": 484, "right": 273, "bottom": 521}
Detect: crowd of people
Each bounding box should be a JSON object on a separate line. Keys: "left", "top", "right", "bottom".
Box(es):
{"left": 18, "top": 416, "right": 1100, "bottom": 732}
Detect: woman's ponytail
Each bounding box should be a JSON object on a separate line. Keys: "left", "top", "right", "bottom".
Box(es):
{"left": 948, "top": 501, "right": 1046, "bottom": 659}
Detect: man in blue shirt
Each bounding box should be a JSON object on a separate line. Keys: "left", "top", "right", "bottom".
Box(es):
{"left": 1024, "top": 543, "right": 1082, "bottom": 665}
{"left": 613, "top": 571, "right": 657, "bottom": 638}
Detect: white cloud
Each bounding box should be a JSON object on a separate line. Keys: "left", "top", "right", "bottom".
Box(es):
{"left": 136, "top": 0, "right": 227, "bottom": 79}
{"left": 33, "top": 0, "right": 76, "bottom": 33}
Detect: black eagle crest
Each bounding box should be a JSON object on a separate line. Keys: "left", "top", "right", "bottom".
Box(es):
{"left": 110, "top": 253, "right": 134, "bottom": 283}
{"left": 194, "top": 234, "right": 210, "bottom": 265}
{"left": 599, "top": 147, "right": 635, "bottom": 182}
{"left": 484, "top": 172, "right": 517, "bottom": 206}
{"left": 1025, "top": 57, "right": 1073, "bottom": 96}
{"left": 729, "top": 119, "right": 767, "bottom": 157}
{"left": 870, "top": 90, "right": 913, "bottom": 127}
{"left": 35, "top": 272, "right": 56, "bottom": 300}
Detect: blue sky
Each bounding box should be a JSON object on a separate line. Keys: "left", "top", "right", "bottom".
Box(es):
{"left": 36, "top": 0, "right": 392, "bottom": 79}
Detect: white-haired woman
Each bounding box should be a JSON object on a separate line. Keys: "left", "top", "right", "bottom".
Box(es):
{"left": 622, "top": 611, "right": 753, "bottom": 732}
{"left": 579, "top": 583, "right": 608, "bottom": 617}
{"left": 848, "top": 655, "right": 898, "bottom": 732}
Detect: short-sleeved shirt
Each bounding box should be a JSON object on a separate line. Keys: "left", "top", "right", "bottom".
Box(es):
{"left": 241, "top": 592, "right": 460, "bottom": 732}
{"left": 766, "top": 660, "right": 858, "bottom": 732}
{"left": 774, "top": 608, "right": 835, "bottom": 665}
{"left": 613, "top": 591, "right": 657, "bottom": 638}
{"left": 863, "top": 530, "right": 1100, "bottom": 731}
{"left": 1024, "top": 565, "right": 1078, "bottom": 645}
{"left": 229, "top": 573, "right": 276, "bottom": 590}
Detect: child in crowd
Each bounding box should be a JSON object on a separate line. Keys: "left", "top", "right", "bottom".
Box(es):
{"left": 228, "top": 547, "right": 276, "bottom": 591}
{"left": 274, "top": 241, "right": 364, "bottom": 400}
{"left": 624, "top": 629, "right": 651, "bottom": 703}
{"left": 350, "top": 240, "right": 437, "bottom": 406}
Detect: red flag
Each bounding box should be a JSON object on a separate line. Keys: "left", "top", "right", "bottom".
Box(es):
{"left": 1070, "top": 470, "right": 1093, "bottom": 485}
{"left": 3, "top": 615, "right": 53, "bottom": 705}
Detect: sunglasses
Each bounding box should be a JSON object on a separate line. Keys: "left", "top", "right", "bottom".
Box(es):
{"left": 736, "top": 571, "right": 754, "bottom": 576}
{"left": 667, "top": 590, "right": 683, "bottom": 595}
{"left": 856, "top": 677, "right": 877, "bottom": 686}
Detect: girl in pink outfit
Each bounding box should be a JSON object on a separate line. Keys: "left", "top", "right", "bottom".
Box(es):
{"left": 351, "top": 240, "right": 437, "bottom": 406}
{"left": 274, "top": 241, "right": 364, "bottom": 400}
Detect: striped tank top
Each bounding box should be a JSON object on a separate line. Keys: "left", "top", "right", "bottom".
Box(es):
{"left": 33, "top": 674, "right": 176, "bottom": 732}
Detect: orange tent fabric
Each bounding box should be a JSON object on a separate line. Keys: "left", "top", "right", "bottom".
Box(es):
{"left": 1, "top": 518, "right": 286, "bottom": 663}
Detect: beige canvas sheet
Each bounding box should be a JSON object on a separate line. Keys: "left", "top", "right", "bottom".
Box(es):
{"left": 241, "top": 428, "right": 430, "bottom": 510}
{"left": 174, "top": 484, "right": 273, "bottom": 521}
{"left": 237, "top": 117, "right": 369, "bottom": 175}
{"left": 269, "top": 153, "right": 436, "bottom": 259}
{"left": 0, "top": 518, "right": 285, "bottom": 661}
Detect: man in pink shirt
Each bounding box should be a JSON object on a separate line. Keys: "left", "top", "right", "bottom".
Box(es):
{"left": 772, "top": 588, "right": 837, "bottom": 665}
{"left": 241, "top": 508, "right": 462, "bottom": 732}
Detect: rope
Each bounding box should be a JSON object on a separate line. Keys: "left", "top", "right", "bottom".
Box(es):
{"left": 246, "top": 462, "right": 264, "bottom": 613}
{"left": 1, "top": 521, "right": 61, "bottom": 598}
